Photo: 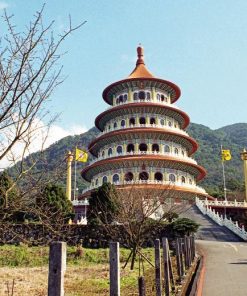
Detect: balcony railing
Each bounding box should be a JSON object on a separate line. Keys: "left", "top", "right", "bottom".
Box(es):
{"left": 112, "top": 99, "right": 181, "bottom": 109}
{"left": 81, "top": 180, "right": 207, "bottom": 195}
{"left": 88, "top": 151, "right": 197, "bottom": 166}
{"left": 96, "top": 124, "right": 189, "bottom": 139}
{"left": 199, "top": 198, "right": 247, "bottom": 208}
{"left": 72, "top": 199, "right": 89, "bottom": 206}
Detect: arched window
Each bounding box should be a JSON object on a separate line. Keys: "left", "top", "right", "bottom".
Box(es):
{"left": 108, "top": 148, "right": 113, "bottom": 156}
{"left": 114, "top": 122, "right": 117, "bottom": 128}
{"left": 108, "top": 125, "right": 111, "bottom": 130}
{"left": 125, "top": 172, "right": 134, "bottom": 181}
{"left": 138, "top": 91, "right": 146, "bottom": 100}
{"left": 146, "top": 92, "right": 151, "bottom": 100}
{"left": 150, "top": 117, "right": 156, "bottom": 125}
{"left": 124, "top": 94, "right": 128, "bottom": 102}
{"left": 152, "top": 144, "right": 159, "bottom": 152}
{"left": 102, "top": 150, "right": 105, "bottom": 157}
{"left": 134, "top": 92, "right": 138, "bottom": 100}
{"left": 116, "top": 98, "right": 119, "bottom": 105}
{"left": 119, "top": 95, "right": 123, "bottom": 103}
{"left": 117, "top": 145, "right": 123, "bottom": 154}
{"left": 139, "top": 171, "right": 149, "bottom": 180}
{"left": 160, "top": 119, "right": 165, "bottom": 126}
{"left": 95, "top": 179, "right": 98, "bottom": 185}
{"left": 157, "top": 93, "right": 160, "bottom": 101}
{"left": 139, "top": 143, "right": 147, "bottom": 152}
{"left": 169, "top": 174, "right": 176, "bottom": 183}
{"left": 181, "top": 176, "right": 186, "bottom": 183}
{"left": 161, "top": 94, "right": 165, "bottom": 102}
{"left": 121, "top": 119, "right": 125, "bottom": 127}
{"left": 181, "top": 150, "right": 185, "bottom": 156}
{"left": 174, "top": 148, "right": 179, "bottom": 155}
{"left": 168, "top": 121, "right": 172, "bottom": 127}
{"left": 102, "top": 176, "right": 108, "bottom": 184}
{"left": 127, "top": 143, "right": 134, "bottom": 153}
{"left": 155, "top": 172, "right": 163, "bottom": 181}
{"left": 164, "top": 145, "right": 170, "bottom": 153}
{"left": 129, "top": 117, "right": 135, "bottom": 125}
{"left": 139, "top": 117, "right": 146, "bottom": 125}
{"left": 113, "top": 174, "right": 120, "bottom": 184}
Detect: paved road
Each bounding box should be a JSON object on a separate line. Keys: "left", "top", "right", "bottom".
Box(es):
{"left": 182, "top": 206, "right": 247, "bottom": 295}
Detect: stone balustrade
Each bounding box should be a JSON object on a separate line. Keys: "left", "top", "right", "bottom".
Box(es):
{"left": 82, "top": 180, "right": 206, "bottom": 195}
{"left": 196, "top": 197, "right": 247, "bottom": 241}
{"left": 200, "top": 198, "right": 247, "bottom": 208}
{"left": 88, "top": 150, "right": 197, "bottom": 166}
{"left": 72, "top": 199, "right": 89, "bottom": 206}
{"left": 96, "top": 123, "right": 190, "bottom": 138}
{"left": 113, "top": 99, "right": 180, "bottom": 109}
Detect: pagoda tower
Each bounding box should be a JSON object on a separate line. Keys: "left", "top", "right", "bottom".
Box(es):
{"left": 81, "top": 46, "right": 208, "bottom": 199}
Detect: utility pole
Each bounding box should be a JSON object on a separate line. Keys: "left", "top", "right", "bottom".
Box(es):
{"left": 241, "top": 149, "right": 247, "bottom": 202}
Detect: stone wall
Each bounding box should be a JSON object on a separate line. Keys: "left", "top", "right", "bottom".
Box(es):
{"left": 0, "top": 223, "right": 169, "bottom": 247}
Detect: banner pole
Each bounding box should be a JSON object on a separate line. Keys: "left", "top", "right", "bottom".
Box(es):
{"left": 74, "top": 147, "right": 77, "bottom": 200}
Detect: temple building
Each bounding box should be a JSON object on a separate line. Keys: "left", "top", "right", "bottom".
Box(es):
{"left": 80, "top": 46, "right": 208, "bottom": 202}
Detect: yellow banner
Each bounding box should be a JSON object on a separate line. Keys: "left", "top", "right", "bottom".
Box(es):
{"left": 222, "top": 149, "right": 231, "bottom": 161}
{"left": 75, "top": 148, "right": 88, "bottom": 162}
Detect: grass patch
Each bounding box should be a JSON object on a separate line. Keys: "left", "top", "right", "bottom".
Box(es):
{"left": 0, "top": 245, "right": 158, "bottom": 295}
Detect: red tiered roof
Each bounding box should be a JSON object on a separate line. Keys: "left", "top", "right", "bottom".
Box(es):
{"left": 102, "top": 46, "right": 181, "bottom": 105}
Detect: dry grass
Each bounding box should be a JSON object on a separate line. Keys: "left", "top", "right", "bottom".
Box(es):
{"left": 0, "top": 264, "right": 157, "bottom": 296}
{"left": 0, "top": 246, "right": 157, "bottom": 296}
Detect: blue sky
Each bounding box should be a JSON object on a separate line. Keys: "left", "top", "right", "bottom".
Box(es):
{"left": 1, "top": 0, "right": 247, "bottom": 135}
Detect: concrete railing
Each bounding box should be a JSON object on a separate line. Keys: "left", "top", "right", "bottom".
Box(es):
{"left": 113, "top": 99, "right": 179, "bottom": 108}
{"left": 72, "top": 199, "right": 89, "bottom": 206}
{"left": 196, "top": 197, "right": 247, "bottom": 241}
{"left": 201, "top": 197, "right": 247, "bottom": 208}
{"left": 96, "top": 123, "right": 190, "bottom": 138}
{"left": 82, "top": 181, "right": 207, "bottom": 195}
{"left": 89, "top": 150, "right": 197, "bottom": 166}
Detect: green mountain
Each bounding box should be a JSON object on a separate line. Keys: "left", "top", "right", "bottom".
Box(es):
{"left": 188, "top": 123, "right": 246, "bottom": 193}
{"left": 14, "top": 122, "right": 247, "bottom": 195}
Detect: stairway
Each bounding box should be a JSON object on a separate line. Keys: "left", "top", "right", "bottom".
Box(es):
{"left": 181, "top": 205, "right": 242, "bottom": 242}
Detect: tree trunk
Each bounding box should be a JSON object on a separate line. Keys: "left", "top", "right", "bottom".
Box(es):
{"left": 130, "top": 245, "right": 137, "bottom": 270}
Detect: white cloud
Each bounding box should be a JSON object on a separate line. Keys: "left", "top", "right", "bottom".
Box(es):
{"left": 0, "top": 119, "right": 88, "bottom": 170}
{"left": 0, "top": 1, "right": 8, "bottom": 10}
{"left": 46, "top": 124, "right": 87, "bottom": 145}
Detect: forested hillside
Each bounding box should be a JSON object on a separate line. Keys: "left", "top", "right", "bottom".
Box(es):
{"left": 13, "top": 123, "right": 247, "bottom": 195}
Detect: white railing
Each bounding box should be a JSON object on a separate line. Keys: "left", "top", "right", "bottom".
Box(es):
{"left": 72, "top": 199, "right": 89, "bottom": 206}
{"left": 196, "top": 197, "right": 247, "bottom": 241}
{"left": 88, "top": 150, "right": 197, "bottom": 166}
{"left": 96, "top": 123, "right": 190, "bottom": 139}
{"left": 76, "top": 216, "right": 87, "bottom": 225}
{"left": 112, "top": 99, "right": 182, "bottom": 110}
{"left": 201, "top": 198, "right": 247, "bottom": 208}
{"left": 82, "top": 181, "right": 207, "bottom": 195}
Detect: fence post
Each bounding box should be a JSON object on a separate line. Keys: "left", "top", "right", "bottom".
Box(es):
{"left": 154, "top": 239, "right": 162, "bottom": 296}
{"left": 162, "top": 237, "right": 170, "bottom": 296}
{"left": 176, "top": 238, "right": 182, "bottom": 283}
{"left": 192, "top": 235, "right": 196, "bottom": 260}
{"left": 179, "top": 238, "right": 184, "bottom": 276}
{"left": 48, "top": 241, "right": 66, "bottom": 296}
{"left": 184, "top": 236, "right": 189, "bottom": 269}
{"left": 187, "top": 236, "right": 191, "bottom": 267}
{"left": 110, "top": 242, "right": 120, "bottom": 296}
{"left": 190, "top": 236, "right": 194, "bottom": 262}
{"left": 138, "top": 276, "right": 146, "bottom": 296}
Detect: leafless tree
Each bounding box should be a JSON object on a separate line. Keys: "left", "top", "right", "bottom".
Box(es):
{"left": 0, "top": 5, "right": 85, "bottom": 240}
{"left": 89, "top": 184, "right": 188, "bottom": 269}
